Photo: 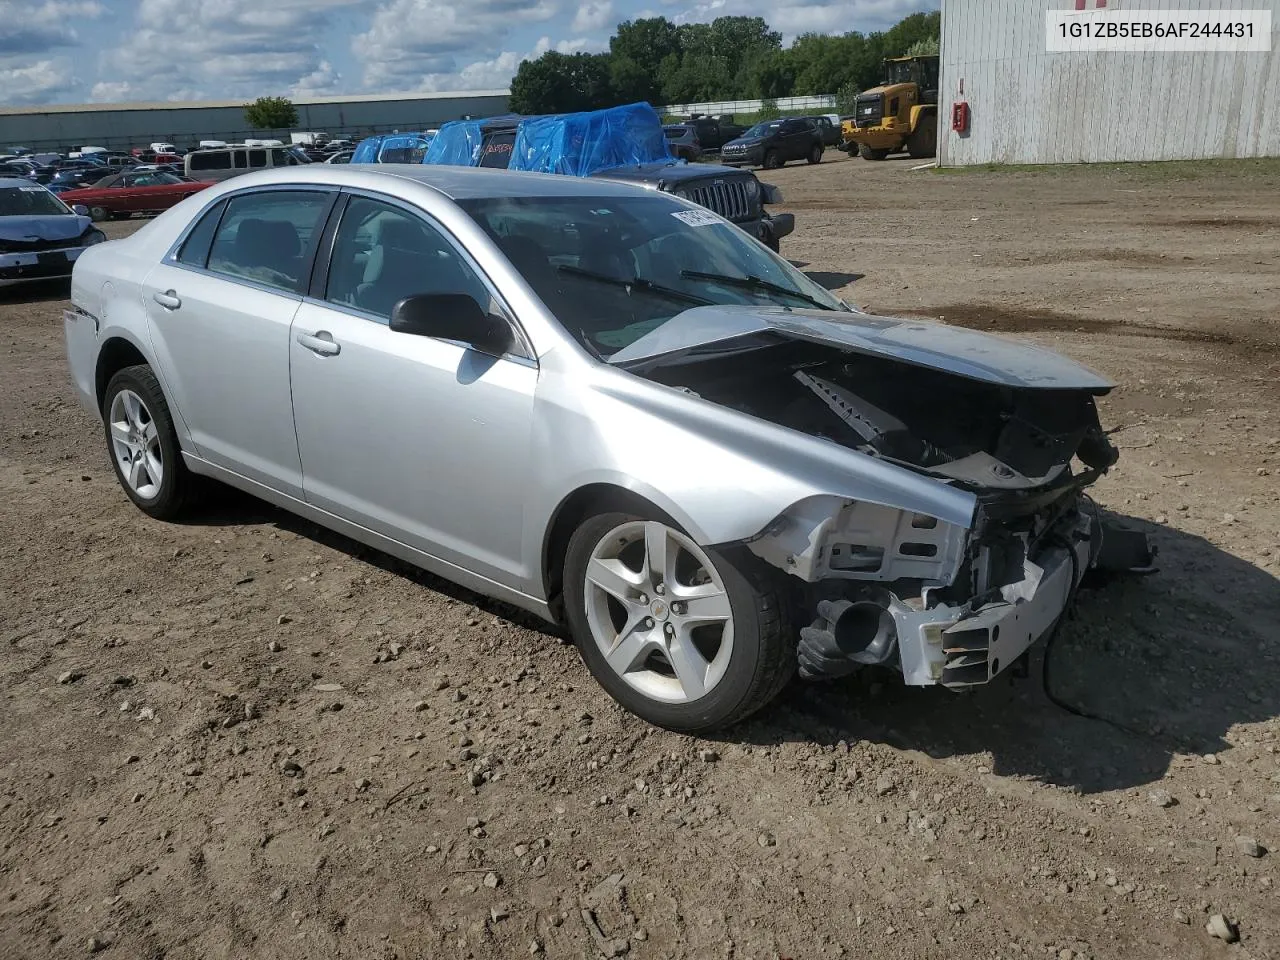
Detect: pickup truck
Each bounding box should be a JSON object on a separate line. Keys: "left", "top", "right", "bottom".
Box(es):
{"left": 682, "top": 115, "right": 746, "bottom": 152}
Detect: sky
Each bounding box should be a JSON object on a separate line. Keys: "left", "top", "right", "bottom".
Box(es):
{"left": 0, "top": 0, "right": 938, "bottom": 106}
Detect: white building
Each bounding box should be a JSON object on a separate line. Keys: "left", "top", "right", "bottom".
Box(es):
{"left": 938, "top": 0, "right": 1280, "bottom": 165}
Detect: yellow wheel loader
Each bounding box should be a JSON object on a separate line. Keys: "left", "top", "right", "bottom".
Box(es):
{"left": 839, "top": 55, "right": 940, "bottom": 161}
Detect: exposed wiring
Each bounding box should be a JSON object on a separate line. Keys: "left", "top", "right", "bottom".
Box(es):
{"left": 1040, "top": 535, "right": 1152, "bottom": 738}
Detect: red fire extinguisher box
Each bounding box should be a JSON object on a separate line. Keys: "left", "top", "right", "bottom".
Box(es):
{"left": 951, "top": 101, "right": 970, "bottom": 134}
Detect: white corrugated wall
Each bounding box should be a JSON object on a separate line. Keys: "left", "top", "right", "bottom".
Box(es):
{"left": 938, "top": 0, "right": 1280, "bottom": 164}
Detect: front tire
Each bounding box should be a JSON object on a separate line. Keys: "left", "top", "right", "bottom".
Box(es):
{"left": 89, "top": 206, "right": 109, "bottom": 222}
{"left": 102, "top": 364, "right": 194, "bottom": 521}
{"left": 906, "top": 117, "right": 937, "bottom": 159}
{"left": 762, "top": 150, "right": 781, "bottom": 170}
{"left": 563, "top": 510, "right": 793, "bottom": 732}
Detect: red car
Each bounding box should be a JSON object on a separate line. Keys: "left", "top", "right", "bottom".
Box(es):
{"left": 58, "top": 171, "right": 210, "bottom": 222}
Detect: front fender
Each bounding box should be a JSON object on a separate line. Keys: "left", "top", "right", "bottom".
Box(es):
{"left": 523, "top": 364, "right": 977, "bottom": 589}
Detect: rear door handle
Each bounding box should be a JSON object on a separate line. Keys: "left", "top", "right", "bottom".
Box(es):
{"left": 153, "top": 290, "right": 181, "bottom": 310}
{"left": 297, "top": 331, "right": 340, "bottom": 357}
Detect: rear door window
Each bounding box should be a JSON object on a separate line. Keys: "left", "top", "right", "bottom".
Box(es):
{"left": 206, "top": 190, "right": 334, "bottom": 294}
{"left": 247, "top": 149, "right": 267, "bottom": 168}
{"left": 175, "top": 199, "right": 226, "bottom": 267}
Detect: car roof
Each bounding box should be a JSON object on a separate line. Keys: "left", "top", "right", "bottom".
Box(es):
{"left": 214, "top": 164, "right": 660, "bottom": 201}
{"left": 0, "top": 176, "right": 41, "bottom": 188}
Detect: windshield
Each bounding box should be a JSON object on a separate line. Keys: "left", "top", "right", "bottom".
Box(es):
{"left": 459, "top": 194, "right": 846, "bottom": 357}
{"left": 743, "top": 121, "right": 782, "bottom": 138}
{"left": 0, "top": 185, "right": 71, "bottom": 216}
{"left": 885, "top": 60, "right": 915, "bottom": 85}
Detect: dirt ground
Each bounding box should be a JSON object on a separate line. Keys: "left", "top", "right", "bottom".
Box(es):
{"left": 2, "top": 155, "right": 1278, "bottom": 960}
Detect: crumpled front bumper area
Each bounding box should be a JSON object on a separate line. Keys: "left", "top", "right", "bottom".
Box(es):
{"left": 797, "top": 511, "right": 1154, "bottom": 687}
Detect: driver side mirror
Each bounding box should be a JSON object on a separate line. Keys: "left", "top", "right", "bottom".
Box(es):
{"left": 72, "top": 204, "right": 90, "bottom": 217}
{"left": 389, "top": 293, "right": 515, "bottom": 357}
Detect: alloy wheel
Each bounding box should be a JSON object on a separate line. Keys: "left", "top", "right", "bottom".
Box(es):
{"left": 583, "top": 520, "right": 734, "bottom": 704}
{"left": 108, "top": 389, "right": 164, "bottom": 499}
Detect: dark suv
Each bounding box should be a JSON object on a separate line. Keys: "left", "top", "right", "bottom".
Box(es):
{"left": 719, "top": 117, "right": 825, "bottom": 170}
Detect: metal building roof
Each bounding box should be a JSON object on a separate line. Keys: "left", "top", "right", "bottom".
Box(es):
{"left": 0, "top": 90, "right": 511, "bottom": 116}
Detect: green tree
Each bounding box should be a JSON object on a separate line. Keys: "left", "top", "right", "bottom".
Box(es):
{"left": 609, "top": 55, "right": 655, "bottom": 105}
{"left": 835, "top": 80, "right": 861, "bottom": 116}
{"left": 611, "top": 17, "right": 682, "bottom": 67}
{"left": 510, "top": 51, "right": 616, "bottom": 114}
{"left": 243, "top": 96, "right": 298, "bottom": 130}
{"left": 883, "top": 11, "right": 941, "bottom": 58}
{"left": 905, "top": 36, "right": 941, "bottom": 57}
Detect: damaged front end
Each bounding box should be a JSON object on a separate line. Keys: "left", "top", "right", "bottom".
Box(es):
{"left": 630, "top": 312, "right": 1156, "bottom": 689}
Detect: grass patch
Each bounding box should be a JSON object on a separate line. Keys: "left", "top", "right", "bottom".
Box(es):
{"left": 932, "top": 157, "right": 1280, "bottom": 181}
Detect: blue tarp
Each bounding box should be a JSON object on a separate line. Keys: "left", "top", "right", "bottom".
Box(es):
{"left": 509, "top": 103, "right": 673, "bottom": 177}
{"left": 351, "top": 135, "right": 385, "bottom": 164}
{"left": 423, "top": 115, "right": 525, "bottom": 167}
{"left": 422, "top": 121, "right": 487, "bottom": 166}
{"left": 351, "top": 133, "right": 434, "bottom": 164}
{"left": 377, "top": 133, "right": 434, "bottom": 163}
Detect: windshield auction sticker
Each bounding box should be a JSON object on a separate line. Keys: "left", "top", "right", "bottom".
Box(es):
{"left": 672, "top": 209, "right": 725, "bottom": 227}
{"left": 1047, "top": 8, "right": 1271, "bottom": 51}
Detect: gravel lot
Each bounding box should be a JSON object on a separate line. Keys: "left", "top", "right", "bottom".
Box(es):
{"left": 2, "top": 154, "right": 1278, "bottom": 960}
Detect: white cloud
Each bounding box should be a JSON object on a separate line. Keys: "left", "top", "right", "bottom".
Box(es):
{"left": 0, "top": 58, "right": 71, "bottom": 104}
{"left": 354, "top": 0, "right": 560, "bottom": 89}
{"left": 412, "top": 35, "right": 600, "bottom": 93}
{"left": 88, "top": 80, "right": 135, "bottom": 102}
{"left": 291, "top": 61, "right": 344, "bottom": 98}
{"left": 0, "top": 0, "right": 104, "bottom": 54}
{"left": 571, "top": 0, "right": 613, "bottom": 32}
{"left": 103, "top": 0, "right": 373, "bottom": 101}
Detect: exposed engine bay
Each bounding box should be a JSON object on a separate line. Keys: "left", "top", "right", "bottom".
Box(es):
{"left": 640, "top": 338, "right": 1155, "bottom": 688}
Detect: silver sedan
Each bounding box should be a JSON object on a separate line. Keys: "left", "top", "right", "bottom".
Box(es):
{"left": 64, "top": 165, "right": 1150, "bottom": 731}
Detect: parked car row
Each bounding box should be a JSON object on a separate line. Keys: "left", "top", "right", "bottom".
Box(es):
{"left": 660, "top": 114, "right": 838, "bottom": 171}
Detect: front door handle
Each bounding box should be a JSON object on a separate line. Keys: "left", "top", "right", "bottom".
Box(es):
{"left": 153, "top": 290, "right": 181, "bottom": 310}
{"left": 297, "top": 331, "right": 341, "bottom": 357}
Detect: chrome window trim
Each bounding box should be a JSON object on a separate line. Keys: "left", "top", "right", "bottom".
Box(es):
{"left": 162, "top": 183, "right": 337, "bottom": 265}
{"left": 156, "top": 182, "right": 537, "bottom": 367}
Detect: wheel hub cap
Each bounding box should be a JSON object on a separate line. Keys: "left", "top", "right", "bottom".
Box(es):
{"left": 108, "top": 388, "right": 163, "bottom": 500}
{"left": 582, "top": 520, "right": 735, "bottom": 705}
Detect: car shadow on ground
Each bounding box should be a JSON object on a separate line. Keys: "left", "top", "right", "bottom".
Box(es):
{"left": 181, "top": 489, "right": 1278, "bottom": 796}
{"left": 738, "top": 515, "right": 1280, "bottom": 795}
{"left": 0, "top": 280, "right": 72, "bottom": 305}
{"left": 180, "top": 484, "right": 561, "bottom": 635}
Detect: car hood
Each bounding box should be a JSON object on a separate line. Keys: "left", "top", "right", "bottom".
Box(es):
{"left": 606, "top": 305, "right": 1115, "bottom": 391}
{"left": 0, "top": 213, "right": 92, "bottom": 242}
{"left": 592, "top": 161, "right": 753, "bottom": 186}
{"left": 722, "top": 138, "right": 763, "bottom": 148}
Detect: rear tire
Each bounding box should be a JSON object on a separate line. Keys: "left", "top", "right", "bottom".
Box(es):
{"left": 762, "top": 150, "right": 781, "bottom": 170}
{"left": 102, "top": 364, "right": 194, "bottom": 521}
{"left": 906, "top": 116, "right": 937, "bottom": 159}
{"left": 807, "top": 144, "right": 823, "bottom": 165}
{"left": 563, "top": 509, "right": 793, "bottom": 732}
{"left": 858, "top": 144, "right": 891, "bottom": 161}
